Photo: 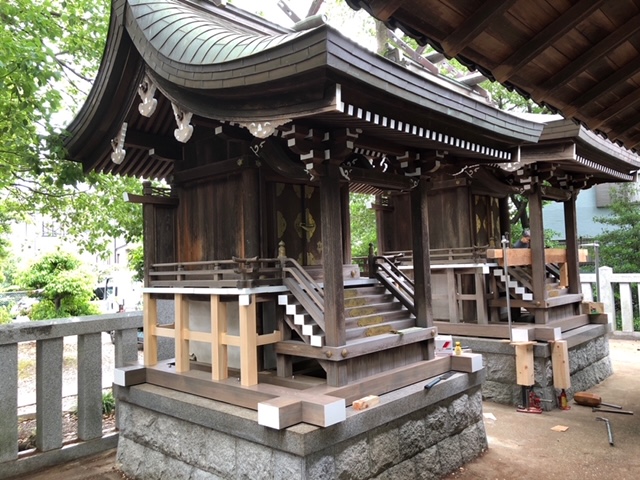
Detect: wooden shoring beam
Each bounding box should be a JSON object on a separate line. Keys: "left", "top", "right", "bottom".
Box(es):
{"left": 551, "top": 340, "right": 571, "bottom": 389}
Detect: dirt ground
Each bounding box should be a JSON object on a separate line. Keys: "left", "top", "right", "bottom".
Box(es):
{"left": 15, "top": 338, "right": 640, "bottom": 480}
{"left": 445, "top": 337, "right": 640, "bottom": 480}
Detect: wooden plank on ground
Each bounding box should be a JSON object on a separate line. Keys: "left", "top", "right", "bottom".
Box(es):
{"left": 551, "top": 340, "right": 570, "bottom": 389}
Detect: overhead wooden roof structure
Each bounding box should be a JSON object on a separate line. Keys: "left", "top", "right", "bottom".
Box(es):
{"left": 63, "top": 0, "right": 544, "bottom": 181}
{"left": 346, "top": 0, "right": 640, "bottom": 152}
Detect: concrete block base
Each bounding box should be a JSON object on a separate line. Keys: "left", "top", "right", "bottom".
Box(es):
{"left": 457, "top": 325, "right": 612, "bottom": 409}
{"left": 115, "top": 371, "right": 487, "bottom": 479}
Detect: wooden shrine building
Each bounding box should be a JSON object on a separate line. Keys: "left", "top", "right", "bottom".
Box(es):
{"left": 63, "top": 1, "right": 639, "bottom": 478}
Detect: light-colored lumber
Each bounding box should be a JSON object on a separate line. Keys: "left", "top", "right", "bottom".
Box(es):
{"left": 352, "top": 395, "right": 380, "bottom": 411}
{"left": 114, "top": 365, "right": 146, "bottom": 387}
{"left": 143, "top": 293, "right": 158, "bottom": 367}
{"left": 486, "top": 248, "right": 587, "bottom": 266}
{"left": 450, "top": 353, "right": 483, "bottom": 373}
{"left": 239, "top": 294, "right": 258, "bottom": 386}
{"left": 551, "top": 340, "right": 571, "bottom": 389}
{"left": 174, "top": 293, "right": 191, "bottom": 373}
{"left": 513, "top": 342, "right": 535, "bottom": 386}
{"left": 258, "top": 397, "right": 302, "bottom": 429}
{"left": 211, "top": 294, "right": 228, "bottom": 381}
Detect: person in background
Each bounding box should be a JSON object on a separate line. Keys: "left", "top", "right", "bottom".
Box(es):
{"left": 514, "top": 229, "right": 531, "bottom": 248}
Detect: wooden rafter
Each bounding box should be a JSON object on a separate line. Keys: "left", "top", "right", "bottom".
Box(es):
{"left": 367, "top": 0, "right": 406, "bottom": 21}
{"left": 441, "top": 0, "right": 518, "bottom": 57}
{"left": 563, "top": 60, "right": 640, "bottom": 118}
{"left": 277, "top": 0, "right": 301, "bottom": 23}
{"left": 306, "top": 0, "right": 324, "bottom": 17}
{"left": 534, "top": 13, "right": 640, "bottom": 102}
{"left": 492, "top": 0, "right": 607, "bottom": 83}
{"left": 589, "top": 87, "right": 640, "bottom": 130}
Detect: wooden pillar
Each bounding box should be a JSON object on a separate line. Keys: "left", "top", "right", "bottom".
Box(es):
{"left": 211, "top": 295, "right": 228, "bottom": 381}
{"left": 341, "top": 184, "right": 352, "bottom": 264}
{"left": 143, "top": 293, "right": 158, "bottom": 367}
{"left": 498, "top": 197, "right": 511, "bottom": 240}
{"left": 242, "top": 169, "right": 261, "bottom": 258}
{"left": 528, "top": 186, "right": 547, "bottom": 324}
{"left": 563, "top": 193, "right": 581, "bottom": 294}
{"left": 239, "top": 294, "right": 259, "bottom": 386}
{"left": 410, "top": 179, "right": 434, "bottom": 358}
{"left": 321, "top": 164, "right": 347, "bottom": 386}
{"left": 174, "top": 294, "right": 190, "bottom": 373}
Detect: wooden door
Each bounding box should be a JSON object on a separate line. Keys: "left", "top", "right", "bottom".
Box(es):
{"left": 274, "top": 183, "right": 322, "bottom": 265}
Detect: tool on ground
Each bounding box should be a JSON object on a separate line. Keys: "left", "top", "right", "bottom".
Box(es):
{"left": 596, "top": 417, "right": 614, "bottom": 446}
{"left": 517, "top": 386, "right": 543, "bottom": 414}
{"left": 424, "top": 371, "right": 455, "bottom": 390}
{"left": 574, "top": 391, "right": 622, "bottom": 409}
{"left": 592, "top": 407, "right": 634, "bottom": 415}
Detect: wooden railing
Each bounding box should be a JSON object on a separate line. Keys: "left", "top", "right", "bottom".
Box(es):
{"left": 0, "top": 312, "right": 142, "bottom": 479}
{"left": 581, "top": 267, "right": 640, "bottom": 335}
{"left": 371, "top": 255, "right": 416, "bottom": 316}
{"left": 281, "top": 257, "right": 325, "bottom": 331}
{"left": 149, "top": 257, "right": 284, "bottom": 288}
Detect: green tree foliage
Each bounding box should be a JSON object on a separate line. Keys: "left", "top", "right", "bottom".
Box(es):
{"left": 17, "top": 250, "right": 100, "bottom": 319}
{"left": 127, "top": 244, "right": 144, "bottom": 283}
{"left": 349, "top": 194, "right": 376, "bottom": 258}
{"left": 0, "top": 0, "right": 143, "bottom": 257}
{"left": 595, "top": 183, "right": 640, "bottom": 273}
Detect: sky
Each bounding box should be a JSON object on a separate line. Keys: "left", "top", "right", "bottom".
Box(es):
{"left": 228, "top": 0, "right": 378, "bottom": 50}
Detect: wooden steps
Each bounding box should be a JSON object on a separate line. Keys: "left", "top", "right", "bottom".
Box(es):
{"left": 279, "top": 283, "right": 415, "bottom": 348}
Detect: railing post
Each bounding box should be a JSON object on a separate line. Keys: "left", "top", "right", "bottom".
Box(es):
{"left": 368, "top": 243, "right": 375, "bottom": 278}
{"left": 620, "top": 282, "right": 633, "bottom": 333}
{"left": 599, "top": 266, "right": 615, "bottom": 329}
{"left": 0, "top": 343, "right": 18, "bottom": 462}
{"left": 36, "top": 338, "right": 64, "bottom": 452}
{"left": 114, "top": 328, "right": 139, "bottom": 367}
{"left": 77, "top": 333, "right": 103, "bottom": 441}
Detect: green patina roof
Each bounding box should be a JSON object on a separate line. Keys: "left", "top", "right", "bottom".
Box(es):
{"left": 128, "top": 0, "right": 308, "bottom": 65}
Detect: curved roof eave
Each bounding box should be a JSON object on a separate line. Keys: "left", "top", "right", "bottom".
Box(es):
{"left": 124, "top": 0, "right": 543, "bottom": 146}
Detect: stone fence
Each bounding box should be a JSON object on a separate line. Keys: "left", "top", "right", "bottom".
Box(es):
{"left": 581, "top": 267, "right": 640, "bottom": 336}
{"left": 0, "top": 312, "right": 143, "bottom": 479}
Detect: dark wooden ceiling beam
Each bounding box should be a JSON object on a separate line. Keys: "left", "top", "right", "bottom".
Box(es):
{"left": 441, "top": 0, "right": 518, "bottom": 57}
{"left": 563, "top": 60, "right": 640, "bottom": 117}
{"left": 534, "top": 13, "right": 640, "bottom": 102}
{"left": 493, "top": 0, "right": 606, "bottom": 83}
{"left": 126, "top": 129, "right": 182, "bottom": 160}
{"left": 589, "top": 87, "right": 640, "bottom": 130}
{"left": 367, "top": 0, "right": 407, "bottom": 22}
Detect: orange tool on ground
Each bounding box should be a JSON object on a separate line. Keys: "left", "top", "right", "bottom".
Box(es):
{"left": 574, "top": 392, "right": 622, "bottom": 409}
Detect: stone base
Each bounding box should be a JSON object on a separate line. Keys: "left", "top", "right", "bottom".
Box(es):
{"left": 456, "top": 324, "right": 612, "bottom": 409}
{"left": 115, "top": 371, "right": 487, "bottom": 479}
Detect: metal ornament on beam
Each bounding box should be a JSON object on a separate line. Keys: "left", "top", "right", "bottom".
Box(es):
{"left": 110, "top": 122, "right": 128, "bottom": 164}
{"left": 137, "top": 75, "right": 157, "bottom": 118}
{"left": 171, "top": 103, "right": 194, "bottom": 143}
{"left": 239, "top": 119, "right": 292, "bottom": 139}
